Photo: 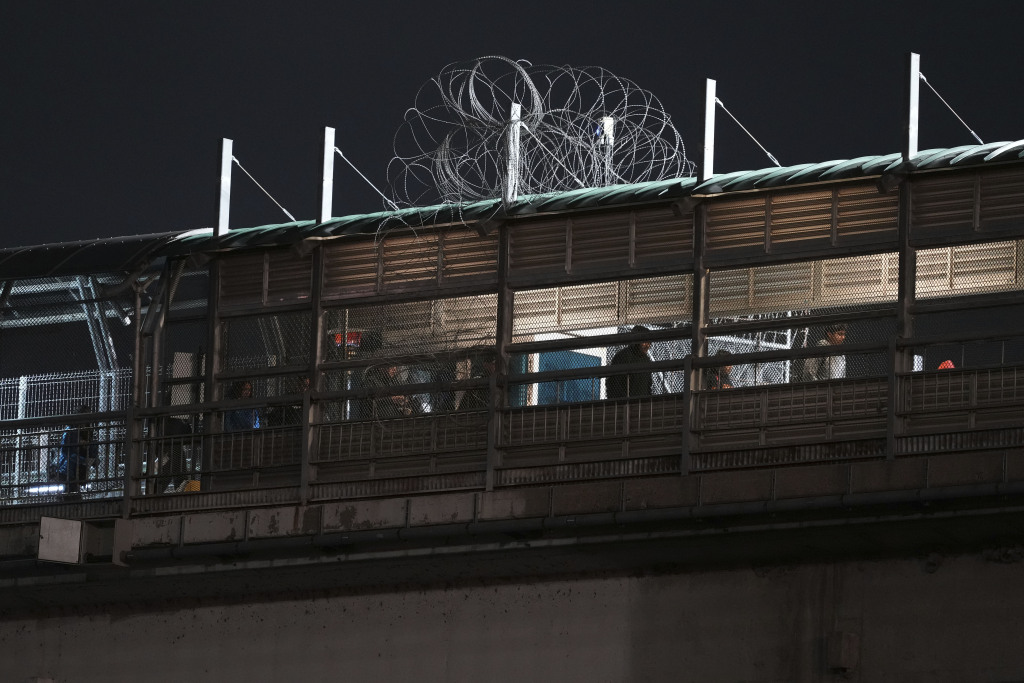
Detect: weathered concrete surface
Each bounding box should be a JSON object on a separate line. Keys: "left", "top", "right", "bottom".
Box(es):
{"left": 3, "top": 551, "right": 1024, "bottom": 682}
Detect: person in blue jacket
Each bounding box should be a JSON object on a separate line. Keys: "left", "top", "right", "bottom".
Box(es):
{"left": 53, "top": 404, "right": 99, "bottom": 499}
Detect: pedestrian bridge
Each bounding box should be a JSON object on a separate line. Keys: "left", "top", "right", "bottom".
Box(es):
{"left": 2, "top": 142, "right": 1024, "bottom": 603}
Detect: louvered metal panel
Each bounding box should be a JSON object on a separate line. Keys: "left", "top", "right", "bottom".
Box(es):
{"left": 706, "top": 195, "right": 767, "bottom": 253}
{"left": 219, "top": 252, "right": 265, "bottom": 307}
{"left": 710, "top": 253, "right": 898, "bottom": 317}
{"left": 820, "top": 253, "right": 898, "bottom": 304}
{"left": 570, "top": 213, "right": 630, "bottom": 273}
{"left": 911, "top": 173, "right": 976, "bottom": 236}
{"left": 435, "top": 294, "right": 499, "bottom": 347}
{"left": 512, "top": 275, "right": 689, "bottom": 338}
{"left": 625, "top": 274, "right": 692, "bottom": 323}
{"left": 916, "top": 240, "right": 1020, "bottom": 299}
{"left": 980, "top": 167, "right": 1024, "bottom": 230}
{"left": 219, "top": 250, "right": 312, "bottom": 309}
{"left": 265, "top": 250, "right": 312, "bottom": 304}
{"left": 633, "top": 207, "right": 693, "bottom": 267}
{"left": 709, "top": 262, "right": 812, "bottom": 317}
{"left": 322, "top": 239, "right": 379, "bottom": 300}
{"left": 508, "top": 219, "right": 568, "bottom": 280}
{"left": 382, "top": 233, "right": 439, "bottom": 291}
{"left": 559, "top": 281, "right": 620, "bottom": 328}
{"left": 769, "top": 189, "right": 832, "bottom": 248}
{"left": 836, "top": 183, "right": 898, "bottom": 243}
{"left": 440, "top": 231, "right": 498, "bottom": 285}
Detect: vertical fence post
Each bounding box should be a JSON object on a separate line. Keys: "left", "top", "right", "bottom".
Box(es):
{"left": 123, "top": 286, "right": 144, "bottom": 515}
{"left": 301, "top": 246, "right": 325, "bottom": 505}
{"left": 681, "top": 355, "right": 692, "bottom": 475}
{"left": 688, "top": 200, "right": 709, "bottom": 472}
{"left": 488, "top": 223, "right": 513, "bottom": 491}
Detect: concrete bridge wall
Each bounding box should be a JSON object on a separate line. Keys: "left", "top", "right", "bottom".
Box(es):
{"left": 3, "top": 550, "right": 1024, "bottom": 683}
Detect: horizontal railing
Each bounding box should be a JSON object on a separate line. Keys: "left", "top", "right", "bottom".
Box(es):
{"left": 2, "top": 364, "right": 1024, "bottom": 513}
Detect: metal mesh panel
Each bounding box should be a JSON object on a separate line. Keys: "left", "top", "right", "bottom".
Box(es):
{"left": 0, "top": 419, "right": 125, "bottom": 504}
{"left": 709, "top": 252, "right": 899, "bottom": 318}
{"left": 908, "top": 335, "right": 1024, "bottom": 373}
{"left": 137, "top": 413, "right": 204, "bottom": 495}
{"left": 161, "top": 320, "right": 207, "bottom": 407}
{"left": 510, "top": 275, "right": 690, "bottom": 405}
{"left": 326, "top": 294, "right": 497, "bottom": 361}
{"left": 222, "top": 311, "right": 311, "bottom": 372}
{"left": 706, "top": 319, "right": 895, "bottom": 387}
{"left": 509, "top": 334, "right": 689, "bottom": 406}
{"left": 915, "top": 240, "right": 1022, "bottom": 299}
{"left": 512, "top": 274, "right": 691, "bottom": 341}
{"left": 0, "top": 369, "right": 131, "bottom": 419}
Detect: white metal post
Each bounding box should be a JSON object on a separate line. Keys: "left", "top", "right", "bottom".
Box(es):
{"left": 217, "top": 138, "right": 233, "bottom": 236}
{"left": 504, "top": 103, "right": 522, "bottom": 205}
{"left": 319, "top": 127, "right": 336, "bottom": 223}
{"left": 904, "top": 53, "right": 920, "bottom": 161}
{"left": 701, "top": 79, "right": 717, "bottom": 182}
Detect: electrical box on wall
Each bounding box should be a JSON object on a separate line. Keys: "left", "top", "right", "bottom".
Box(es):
{"left": 38, "top": 516, "right": 83, "bottom": 564}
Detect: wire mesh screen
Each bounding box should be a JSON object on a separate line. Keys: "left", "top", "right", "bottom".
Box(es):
{"left": 321, "top": 294, "right": 497, "bottom": 420}
{"left": 0, "top": 369, "right": 131, "bottom": 421}
{"left": 908, "top": 335, "right": 1024, "bottom": 373}
{"left": 915, "top": 240, "right": 1023, "bottom": 300}
{"left": 222, "top": 311, "right": 312, "bottom": 372}
{"left": 509, "top": 275, "right": 691, "bottom": 405}
{"left": 160, "top": 320, "right": 207, "bottom": 407}
{"left": 508, "top": 333, "right": 690, "bottom": 406}
{"left": 0, "top": 419, "right": 125, "bottom": 503}
{"left": 709, "top": 253, "right": 899, "bottom": 319}
{"left": 705, "top": 318, "right": 895, "bottom": 387}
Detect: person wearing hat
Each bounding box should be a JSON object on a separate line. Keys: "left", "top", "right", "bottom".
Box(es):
{"left": 606, "top": 326, "right": 654, "bottom": 399}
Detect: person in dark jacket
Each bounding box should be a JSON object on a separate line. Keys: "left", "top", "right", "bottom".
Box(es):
{"left": 53, "top": 404, "right": 99, "bottom": 499}
{"left": 224, "top": 380, "right": 261, "bottom": 432}
{"left": 704, "top": 349, "right": 734, "bottom": 390}
{"left": 606, "top": 326, "right": 653, "bottom": 399}
{"left": 458, "top": 353, "right": 495, "bottom": 411}
{"left": 363, "top": 364, "right": 418, "bottom": 419}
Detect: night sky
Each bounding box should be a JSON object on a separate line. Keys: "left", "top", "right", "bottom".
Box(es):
{"left": 2, "top": 1, "right": 1023, "bottom": 249}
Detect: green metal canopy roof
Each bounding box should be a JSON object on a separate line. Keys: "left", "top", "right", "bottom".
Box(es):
{"left": 2, "top": 139, "right": 1022, "bottom": 280}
